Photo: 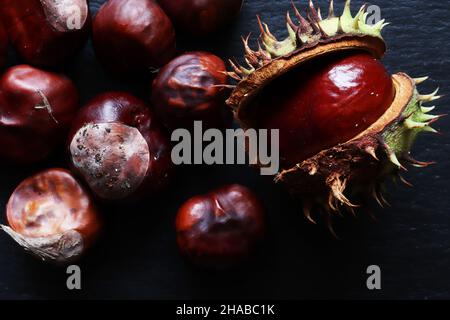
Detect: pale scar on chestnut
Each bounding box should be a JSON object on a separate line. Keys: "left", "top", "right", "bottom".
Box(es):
{"left": 70, "top": 122, "right": 150, "bottom": 200}
{"left": 40, "top": 0, "right": 89, "bottom": 32}
{"left": 1, "top": 168, "right": 101, "bottom": 264}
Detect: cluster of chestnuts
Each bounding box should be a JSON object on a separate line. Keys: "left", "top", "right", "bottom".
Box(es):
{"left": 0, "top": 0, "right": 443, "bottom": 267}
{"left": 0, "top": 0, "right": 259, "bottom": 268}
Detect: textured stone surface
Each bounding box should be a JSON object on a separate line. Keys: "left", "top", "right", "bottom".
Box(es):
{"left": 0, "top": 0, "right": 449, "bottom": 299}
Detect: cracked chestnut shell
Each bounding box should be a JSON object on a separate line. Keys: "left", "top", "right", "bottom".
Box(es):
{"left": 0, "top": 0, "right": 90, "bottom": 67}
{"left": 158, "top": 0, "right": 243, "bottom": 37}
{"left": 176, "top": 184, "right": 265, "bottom": 268}
{"left": 1, "top": 168, "right": 101, "bottom": 264}
{"left": 68, "top": 92, "right": 173, "bottom": 201}
{"left": 151, "top": 52, "right": 231, "bottom": 130}
{"left": 93, "top": 0, "right": 176, "bottom": 76}
{"left": 0, "top": 65, "right": 79, "bottom": 164}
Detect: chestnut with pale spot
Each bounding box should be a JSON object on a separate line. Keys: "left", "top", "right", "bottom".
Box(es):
{"left": 1, "top": 168, "right": 101, "bottom": 264}
{"left": 176, "top": 184, "right": 265, "bottom": 268}
{"left": 0, "top": 65, "right": 79, "bottom": 164}
{"left": 158, "top": 0, "right": 243, "bottom": 37}
{"left": 93, "top": 0, "right": 176, "bottom": 76}
{"left": 68, "top": 92, "right": 173, "bottom": 201}
{"left": 152, "top": 52, "right": 231, "bottom": 130}
{"left": 70, "top": 122, "right": 150, "bottom": 199}
{"left": 0, "top": 0, "right": 90, "bottom": 67}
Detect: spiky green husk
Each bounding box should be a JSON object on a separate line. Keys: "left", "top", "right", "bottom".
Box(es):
{"left": 228, "top": 0, "right": 388, "bottom": 81}
{"left": 275, "top": 74, "right": 442, "bottom": 234}
{"left": 385, "top": 82, "right": 442, "bottom": 156}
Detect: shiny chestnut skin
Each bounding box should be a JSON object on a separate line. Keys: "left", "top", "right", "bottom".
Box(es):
{"left": 68, "top": 92, "right": 173, "bottom": 201}
{"left": 254, "top": 52, "right": 395, "bottom": 168}
{"left": 152, "top": 52, "right": 231, "bottom": 130}
{"left": 0, "top": 23, "right": 7, "bottom": 68}
{"left": 0, "top": 65, "right": 79, "bottom": 164}
{"left": 3, "top": 168, "right": 101, "bottom": 264}
{"left": 93, "top": 0, "right": 176, "bottom": 76}
{"left": 0, "top": 0, "right": 90, "bottom": 67}
{"left": 158, "top": 0, "right": 243, "bottom": 37}
{"left": 176, "top": 184, "right": 265, "bottom": 268}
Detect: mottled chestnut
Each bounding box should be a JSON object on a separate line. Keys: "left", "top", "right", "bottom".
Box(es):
{"left": 68, "top": 92, "right": 173, "bottom": 201}
{"left": 93, "top": 0, "right": 176, "bottom": 76}
{"left": 0, "top": 0, "right": 90, "bottom": 67}
{"left": 176, "top": 184, "right": 265, "bottom": 268}
{"left": 152, "top": 51, "right": 231, "bottom": 130}
{"left": 0, "top": 65, "right": 79, "bottom": 164}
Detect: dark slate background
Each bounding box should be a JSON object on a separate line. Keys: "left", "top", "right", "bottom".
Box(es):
{"left": 0, "top": 0, "right": 449, "bottom": 300}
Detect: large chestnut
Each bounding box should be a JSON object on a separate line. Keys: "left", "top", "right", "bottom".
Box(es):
{"left": 68, "top": 92, "right": 173, "bottom": 201}
{"left": 0, "top": 22, "right": 7, "bottom": 68}
{"left": 158, "top": 0, "right": 243, "bottom": 37}
{"left": 1, "top": 168, "right": 101, "bottom": 264}
{"left": 176, "top": 184, "right": 265, "bottom": 268}
{"left": 0, "top": 0, "right": 90, "bottom": 67}
{"left": 93, "top": 0, "right": 176, "bottom": 76}
{"left": 0, "top": 65, "right": 79, "bottom": 164}
{"left": 254, "top": 52, "right": 395, "bottom": 167}
{"left": 151, "top": 52, "right": 231, "bottom": 130}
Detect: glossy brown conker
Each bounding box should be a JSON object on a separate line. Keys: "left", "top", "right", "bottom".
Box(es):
{"left": 176, "top": 184, "right": 265, "bottom": 268}
{"left": 151, "top": 51, "right": 231, "bottom": 130}
{"left": 0, "top": 65, "right": 79, "bottom": 164}
{"left": 2, "top": 168, "right": 101, "bottom": 264}
{"left": 158, "top": 0, "right": 243, "bottom": 37}
{"left": 68, "top": 92, "right": 173, "bottom": 201}
{"left": 254, "top": 52, "right": 395, "bottom": 167}
{"left": 93, "top": 0, "right": 176, "bottom": 77}
{"left": 0, "top": 0, "right": 90, "bottom": 67}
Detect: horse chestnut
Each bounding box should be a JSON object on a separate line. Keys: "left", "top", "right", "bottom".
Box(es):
{"left": 158, "top": 0, "right": 243, "bottom": 37}
{"left": 0, "top": 0, "right": 90, "bottom": 67}
{"left": 68, "top": 92, "right": 173, "bottom": 201}
{"left": 176, "top": 185, "right": 265, "bottom": 268}
{"left": 0, "top": 65, "right": 79, "bottom": 164}
{"left": 227, "top": 1, "right": 442, "bottom": 225}
{"left": 0, "top": 23, "right": 7, "bottom": 68}
{"left": 255, "top": 52, "right": 395, "bottom": 167}
{"left": 93, "top": 0, "right": 176, "bottom": 76}
{"left": 151, "top": 52, "right": 231, "bottom": 130}
{"left": 1, "top": 168, "right": 101, "bottom": 264}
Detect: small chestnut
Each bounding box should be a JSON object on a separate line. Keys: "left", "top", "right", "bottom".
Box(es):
{"left": 0, "top": 65, "right": 79, "bottom": 164}
{"left": 93, "top": 0, "right": 176, "bottom": 76}
{"left": 1, "top": 168, "right": 101, "bottom": 264}
{"left": 0, "top": 22, "right": 7, "bottom": 68}
{"left": 0, "top": 0, "right": 90, "bottom": 67}
{"left": 151, "top": 51, "right": 231, "bottom": 130}
{"left": 176, "top": 184, "right": 265, "bottom": 268}
{"left": 158, "top": 0, "right": 244, "bottom": 37}
{"left": 68, "top": 92, "right": 173, "bottom": 201}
